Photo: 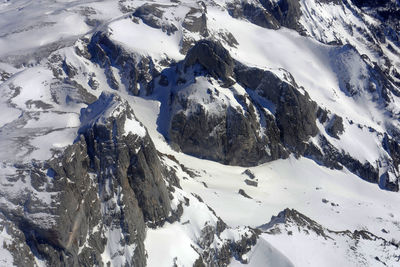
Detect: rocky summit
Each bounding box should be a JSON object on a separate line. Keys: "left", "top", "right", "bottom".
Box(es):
{"left": 0, "top": 0, "right": 400, "bottom": 266}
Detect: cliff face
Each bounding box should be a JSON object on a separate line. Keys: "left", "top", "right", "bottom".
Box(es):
{"left": 0, "top": 93, "right": 171, "bottom": 266}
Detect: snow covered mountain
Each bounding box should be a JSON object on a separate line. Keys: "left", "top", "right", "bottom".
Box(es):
{"left": 0, "top": 0, "right": 400, "bottom": 266}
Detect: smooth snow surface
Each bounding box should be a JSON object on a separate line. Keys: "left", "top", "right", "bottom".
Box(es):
{"left": 109, "top": 18, "right": 184, "bottom": 61}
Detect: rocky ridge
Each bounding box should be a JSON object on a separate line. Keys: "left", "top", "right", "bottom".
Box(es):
{"left": 260, "top": 208, "right": 400, "bottom": 266}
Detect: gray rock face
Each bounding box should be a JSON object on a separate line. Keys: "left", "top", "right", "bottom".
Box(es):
{"left": 260, "top": 208, "right": 327, "bottom": 235}
{"left": 227, "top": 1, "right": 280, "bottom": 30}
{"left": 245, "top": 179, "right": 258, "bottom": 187}
{"left": 262, "top": 208, "right": 395, "bottom": 245}
{"left": 304, "top": 135, "right": 380, "bottom": 184}
{"left": 238, "top": 189, "right": 252, "bottom": 199}
{"left": 326, "top": 115, "right": 344, "bottom": 139}
{"left": 235, "top": 64, "right": 319, "bottom": 153}
{"left": 88, "top": 32, "right": 159, "bottom": 95}
{"left": 352, "top": 0, "right": 400, "bottom": 35}
{"left": 227, "top": 0, "right": 304, "bottom": 32}
{"left": 4, "top": 92, "right": 174, "bottom": 266}
{"left": 167, "top": 40, "right": 320, "bottom": 167}
{"left": 0, "top": 144, "right": 101, "bottom": 267}
{"left": 194, "top": 218, "right": 260, "bottom": 266}
{"left": 169, "top": 101, "right": 282, "bottom": 166}
{"left": 383, "top": 134, "right": 400, "bottom": 172}
{"left": 380, "top": 171, "right": 399, "bottom": 192}
{"left": 167, "top": 42, "right": 289, "bottom": 166}
{"left": 0, "top": 213, "right": 37, "bottom": 266}
{"left": 382, "top": 134, "right": 400, "bottom": 191}
{"left": 80, "top": 93, "right": 171, "bottom": 225}
{"left": 242, "top": 169, "right": 256, "bottom": 179}
{"left": 262, "top": 0, "right": 304, "bottom": 32}
{"left": 260, "top": 208, "right": 400, "bottom": 265}
{"left": 184, "top": 40, "right": 235, "bottom": 87}
{"left": 133, "top": 4, "right": 178, "bottom": 35}
{"left": 182, "top": 7, "right": 208, "bottom": 37}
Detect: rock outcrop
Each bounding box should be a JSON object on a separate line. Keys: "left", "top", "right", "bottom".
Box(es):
{"left": 133, "top": 4, "right": 178, "bottom": 35}
{"left": 87, "top": 32, "right": 160, "bottom": 95}
{"left": 260, "top": 208, "right": 400, "bottom": 266}
{"left": 227, "top": 1, "right": 280, "bottom": 29}
{"left": 184, "top": 40, "right": 235, "bottom": 87}
{"left": 228, "top": 0, "right": 304, "bottom": 33}
{"left": 1, "top": 93, "right": 174, "bottom": 266}
{"left": 167, "top": 40, "right": 291, "bottom": 166}
{"left": 235, "top": 64, "right": 319, "bottom": 152}
{"left": 168, "top": 40, "right": 319, "bottom": 166}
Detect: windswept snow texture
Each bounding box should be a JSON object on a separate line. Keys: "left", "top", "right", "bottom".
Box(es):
{"left": 0, "top": 0, "right": 400, "bottom": 266}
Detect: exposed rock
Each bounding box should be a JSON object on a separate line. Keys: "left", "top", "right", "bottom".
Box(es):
{"left": 235, "top": 64, "right": 319, "bottom": 152}
{"left": 184, "top": 40, "right": 235, "bottom": 86}
{"left": 381, "top": 134, "right": 400, "bottom": 191}
{"left": 305, "top": 135, "right": 380, "bottom": 185}
{"left": 217, "top": 30, "right": 239, "bottom": 48}
{"left": 62, "top": 59, "right": 78, "bottom": 78}
{"left": 2, "top": 92, "right": 175, "bottom": 266}
{"left": 88, "top": 74, "right": 99, "bottom": 90}
{"left": 227, "top": 0, "right": 304, "bottom": 33}
{"left": 198, "top": 223, "right": 259, "bottom": 266}
{"left": 260, "top": 208, "right": 400, "bottom": 265}
{"left": 245, "top": 179, "right": 258, "bottom": 187}
{"left": 317, "top": 107, "right": 329, "bottom": 124}
{"left": 383, "top": 133, "right": 400, "bottom": 171}
{"left": 260, "top": 208, "right": 329, "bottom": 238}
{"left": 0, "top": 70, "right": 11, "bottom": 81}
{"left": 238, "top": 189, "right": 252, "bottom": 199}
{"left": 168, "top": 40, "right": 320, "bottom": 166}
{"left": 87, "top": 32, "right": 159, "bottom": 95}
{"left": 259, "top": 0, "right": 305, "bottom": 33}
{"left": 79, "top": 92, "right": 171, "bottom": 226}
{"left": 166, "top": 41, "right": 287, "bottom": 166}
{"left": 193, "top": 257, "right": 206, "bottom": 267}
{"left": 0, "top": 213, "right": 37, "bottom": 266}
{"left": 326, "top": 114, "right": 344, "bottom": 139}
{"left": 227, "top": 1, "right": 280, "bottom": 30}
{"left": 133, "top": 3, "right": 178, "bottom": 35}
{"left": 380, "top": 171, "right": 399, "bottom": 192}
{"left": 169, "top": 102, "right": 279, "bottom": 166}
{"left": 219, "top": 228, "right": 259, "bottom": 264}
{"left": 182, "top": 7, "right": 208, "bottom": 37}
{"left": 242, "top": 169, "right": 256, "bottom": 179}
